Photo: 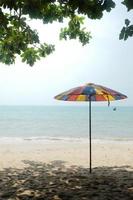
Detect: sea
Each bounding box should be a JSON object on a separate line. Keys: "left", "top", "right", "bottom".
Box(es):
{"left": 0, "top": 106, "right": 132, "bottom": 142}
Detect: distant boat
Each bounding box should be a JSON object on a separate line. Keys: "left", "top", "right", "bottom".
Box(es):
{"left": 113, "top": 107, "right": 117, "bottom": 111}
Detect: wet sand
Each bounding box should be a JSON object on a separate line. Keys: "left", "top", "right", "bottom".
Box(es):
{"left": 0, "top": 140, "right": 133, "bottom": 199}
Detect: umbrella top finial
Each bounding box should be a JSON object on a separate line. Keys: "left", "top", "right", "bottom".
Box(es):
{"left": 85, "top": 83, "right": 95, "bottom": 87}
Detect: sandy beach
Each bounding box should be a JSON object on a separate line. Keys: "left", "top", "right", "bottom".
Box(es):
{"left": 0, "top": 139, "right": 133, "bottom": 199}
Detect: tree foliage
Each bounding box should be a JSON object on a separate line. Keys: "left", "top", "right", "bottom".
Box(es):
{"left": 0, "top": 0, "right": 132, "bottom": 66}
{"left": 119, "top": 0, "right": 133, "bottom": 40}
{"left": 0, "top": 0, "right": 116, "bottom": 66}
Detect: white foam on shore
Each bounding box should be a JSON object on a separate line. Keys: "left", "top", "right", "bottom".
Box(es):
{"left": 0, "top": 136, "right": 133, "bottom": 144}
{"left": 0, "top": 136, "right": 86, "bottom": 144}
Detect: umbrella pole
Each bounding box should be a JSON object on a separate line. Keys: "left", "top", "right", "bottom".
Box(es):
{"left": 89, "top": 98, "right": 92, "bottom": 173}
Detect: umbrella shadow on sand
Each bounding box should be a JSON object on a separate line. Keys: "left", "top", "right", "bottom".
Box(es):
{"left": 0, "top": 160, "right": 133, "bottom": 200}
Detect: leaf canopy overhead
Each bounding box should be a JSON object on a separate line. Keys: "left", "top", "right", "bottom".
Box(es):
{"left": 0, "top": 0, "right": 132, "bottom": 66}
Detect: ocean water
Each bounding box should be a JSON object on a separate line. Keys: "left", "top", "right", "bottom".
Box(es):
{"left": 0, "top": 106, "right": 132, "bottom": 141}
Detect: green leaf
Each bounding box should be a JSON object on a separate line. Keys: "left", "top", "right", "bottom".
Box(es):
{"left": 125, "top": 19, "right": 130, "bottom": 26}
{"left": 119, "top": 27, "right": 126, "bottom": 40}
{"left": 122, "top": 0, "right": 133, "bottom": 11}
{"left": 21, "top": 48, "right": 40, "bottom": 66}
{"left": 38, "top": 43, "right": 55, "bottom": 57}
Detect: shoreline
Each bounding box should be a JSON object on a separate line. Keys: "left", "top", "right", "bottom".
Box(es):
{"left": 0, "top": 136, "right": 133, "bottom": 144}
{"left": 0, "top": 139, "right": 133, "bottom": 170}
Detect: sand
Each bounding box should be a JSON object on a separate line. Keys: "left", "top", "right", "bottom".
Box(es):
{"left": 0, "top": 139, "right": 133, "bottom": 199}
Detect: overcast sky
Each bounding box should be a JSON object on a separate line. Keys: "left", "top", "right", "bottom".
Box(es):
{"left": 0, "top": 1, "right": 132, "bottom": 106}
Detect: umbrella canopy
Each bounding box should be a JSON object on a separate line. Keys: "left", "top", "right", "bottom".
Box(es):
{"left": 55, "top": 83, "right": 127, "bottom": 102}
{"left": 54, "top": 83, "right": 127, "bottom": 173}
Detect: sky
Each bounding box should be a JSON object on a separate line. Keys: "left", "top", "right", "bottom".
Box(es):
{"left": 0, "top": 1, "right": 132, "bottom": 106}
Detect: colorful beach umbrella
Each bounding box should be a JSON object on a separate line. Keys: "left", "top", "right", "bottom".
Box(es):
{"left": 54, "top": 83, "right": 127, "bottom": 173}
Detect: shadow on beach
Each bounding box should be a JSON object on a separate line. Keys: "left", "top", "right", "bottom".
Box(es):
{"left": 0, "top": 160, "right": 133, "bottom": 200}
